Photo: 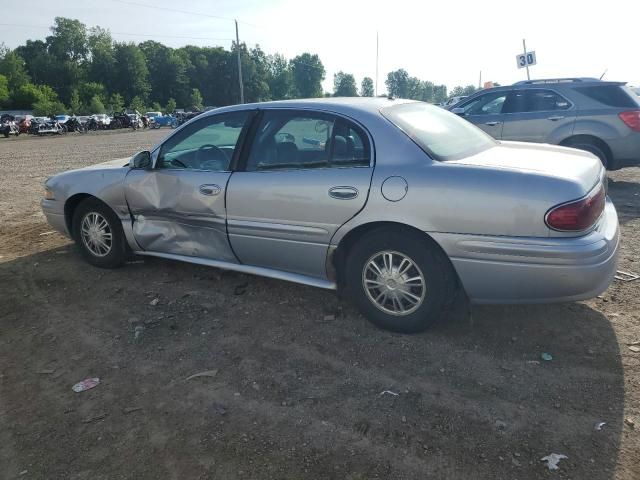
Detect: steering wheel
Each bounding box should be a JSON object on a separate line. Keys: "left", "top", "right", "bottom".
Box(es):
{"left": 195, "top": 144, "right": 227, "bottom": 168}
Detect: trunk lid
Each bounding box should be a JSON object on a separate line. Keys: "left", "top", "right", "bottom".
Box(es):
{"left": 446, "top": 141, "right": 603, "bottom": 195}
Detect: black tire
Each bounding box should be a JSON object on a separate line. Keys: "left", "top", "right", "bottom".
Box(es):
{"left": 345, "top": 227, "right": 457, "bottom": 333}
{"left": 566, "top": 141, "right": 608, "bottom": 169}
{"left": 72, "top": 198, "right": 128, "bottom": 268}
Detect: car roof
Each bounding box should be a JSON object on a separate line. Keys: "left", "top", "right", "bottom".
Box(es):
{"left": 206, "top": 97, "right": 417, "bottom": 118}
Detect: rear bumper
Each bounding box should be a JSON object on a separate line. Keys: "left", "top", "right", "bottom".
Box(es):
{"left": 41, "top": 199, "right": 70, "bottom": 237}
{"left": 431, "top": 198, "right": 619, "bottom": 304}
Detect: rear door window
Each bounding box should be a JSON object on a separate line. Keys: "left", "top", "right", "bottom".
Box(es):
{"left": 504, "top": 89, "right": 571, "bottom": 113}
{"left": 459, "top": 91, "right": 508, "bottom": 115}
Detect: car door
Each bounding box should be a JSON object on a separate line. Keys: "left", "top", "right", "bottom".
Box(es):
{"left": 500, "top": 88, "right": 576, "bottom": 143}
{"left": 124, "top": 110, "right": 252, "bottom": 261}
{"left": 226, "top": 109, "right": 373, "bottom": 278}
{"left": 455, "top": 90, "right": 510, "bottom": 138}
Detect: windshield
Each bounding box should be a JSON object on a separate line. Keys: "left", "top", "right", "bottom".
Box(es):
{"left": 381, "top": 102, "right": 497, "bottom": 161}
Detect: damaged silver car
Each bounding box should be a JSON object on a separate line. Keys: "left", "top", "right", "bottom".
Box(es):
{"left": 42, "top": 98, "right": 619, "bottom": 332}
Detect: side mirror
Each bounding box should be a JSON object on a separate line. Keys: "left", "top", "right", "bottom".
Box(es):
{"left": 130, "top": 150, "right": 152, "bottom": 169}
{"left": 451, "top": 107, "right": 465, "bottom": 115}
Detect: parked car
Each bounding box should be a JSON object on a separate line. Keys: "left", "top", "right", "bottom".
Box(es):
{"left": 448, "top": 78, "right": 640, "bottom": 170}
{"left": 42, "top": 98, "right": 619, "bottom": 333}
{"left": 1, "top": 114, "right": 20, "bottom": 138}
{"left": 145, "top": 111, "right": 162, "bottom": 119}
{"left": 55, "top": 114, "right": 71, "bottom": 124}
{"left": 443, "top": 96, "right": 467, "bottom": 107}
{"left": 150, "top": 113, "right": 178, "bottom": 128}
{"left": 92, "top": 114, "right": 111, "bottom": 128}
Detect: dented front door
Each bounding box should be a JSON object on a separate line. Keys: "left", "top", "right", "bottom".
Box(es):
{"left": 123, "top": 111, "right": 251, "bottom": 262}
{"left": 124, "top": 169, "right": 236, "bottom": 261}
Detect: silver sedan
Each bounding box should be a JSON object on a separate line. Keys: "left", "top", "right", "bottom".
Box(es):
{"left": 42, "top": 98, "right": 619, "bottom": 332}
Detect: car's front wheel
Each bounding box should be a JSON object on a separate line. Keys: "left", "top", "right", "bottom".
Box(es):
{"left": 72, "top": 198, "right": 128, "bottom": 268}
{"left": 345, "top": 228, "right": 457, "bottom": 333}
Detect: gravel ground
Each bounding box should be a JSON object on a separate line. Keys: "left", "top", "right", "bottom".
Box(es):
{"left": 1, "top": 130, "right": 639, "bottom": 479}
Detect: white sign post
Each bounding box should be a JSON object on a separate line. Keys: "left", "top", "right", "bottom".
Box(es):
{"left": 516, "top": 39, "right": 536, "bottom": 80}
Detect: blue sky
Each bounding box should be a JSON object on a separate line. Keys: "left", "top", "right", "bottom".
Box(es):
{"left": 2, "top": 0, "right": 639, "bottom": 93}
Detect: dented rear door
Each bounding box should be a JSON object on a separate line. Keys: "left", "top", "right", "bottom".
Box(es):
{"left": 123, "top": 111, "right": 252, "bottom": 262}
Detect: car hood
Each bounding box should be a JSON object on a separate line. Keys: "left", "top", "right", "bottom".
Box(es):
{"left": 81, "top": 157, "right": 131, "bottom": 169}
{"left": 446, "top": 141, "right": 603, "bottom": 193}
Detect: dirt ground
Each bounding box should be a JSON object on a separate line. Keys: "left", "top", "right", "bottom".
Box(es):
{"left": 1, "top": 130, "right": 639, "bottom": 480}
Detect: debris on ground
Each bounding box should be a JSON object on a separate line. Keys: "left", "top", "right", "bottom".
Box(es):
{"left": 323, "top": 314, "right": 336, "bottom": 322}
{"left": 38, "top": 231, "right": 55, "bottom": 236}
{"left": 614, "top": 270, "right": 640, "bottom": 282}
{"left": 233, "top": 282, "right": 248, "bottom": 295}
{"left": 541, "top": 353, "right": 553, "bottom": 361}
{"left": 494, "top": 420, "right": 507, "bottom": 431}
{"left": 149, "top": 298, "right": 159, "bottom": 306}
{"left": 122, "top": 407, "right": 143, "bottom": 414}
{"left": 526, "top": 360, "right": 541, "bottom": 365}
{"left": 624, "top": 418, "right": 635, "bottom": 429}
{"left": 629, "top": 346, "right": 640, "bottom": 353}
{"left": 541, "top": 453, "right": 568, "bottom": 470}
{"left": 379, "top": 390, "right": 399, "bottom": 396}
{"left": 628, "top": 340, "right": 640, "bottom": 346}
{"left": 185, "top": 369, "right": 219, "bottom": 381}
{"left": 82, "top": 412, "right": 108, "bottom": 423}
{"left": 133, "top": 325, "right": 144, "bottom": 341}
{"left": 595, "top": 422, "right": 606, "bottom": 431}
{"left": 72, "top": 377, "right": 100, "bottom": 393}
{"left": 212, "top": 402, "right": 227, "bottom": 415}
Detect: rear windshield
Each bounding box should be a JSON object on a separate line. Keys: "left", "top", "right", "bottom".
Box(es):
{"left": 381, "top": 102, "right": 497, "bottom": 161}
{"left": 573, "top": 85, "right": 639, "bottom": 108}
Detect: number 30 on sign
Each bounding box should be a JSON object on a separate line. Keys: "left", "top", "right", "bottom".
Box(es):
{"left": 516, "top": 51, "right": 537, "bottom": 69}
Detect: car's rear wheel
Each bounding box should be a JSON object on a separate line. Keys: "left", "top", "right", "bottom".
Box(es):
{"left": 72, "top": 198, "right": 128, "bottom": 268}
{"left": 345, "top": 228, "right": 457, "bottom": 333}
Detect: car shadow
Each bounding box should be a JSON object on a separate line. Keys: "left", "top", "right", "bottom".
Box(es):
{"left": 0, "top": 247, "right": 626, "bottom": 479}
{"left": 607, "top": 177, "right": 640, "bottom": 225}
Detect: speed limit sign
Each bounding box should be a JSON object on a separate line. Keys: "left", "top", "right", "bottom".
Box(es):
{"left": 516, "top": 51, "right": 537, "bottom": 69}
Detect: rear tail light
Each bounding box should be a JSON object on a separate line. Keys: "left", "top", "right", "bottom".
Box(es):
{"left": 545, "top": 185, "right": 605, "bottom": 231}
{"left": 619, "top": 110, "right": 640, "bottom": 132}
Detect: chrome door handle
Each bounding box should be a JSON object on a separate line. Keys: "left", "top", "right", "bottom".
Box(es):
{"left": 199, "top": 184, "right": 221, "bottom": 196}
{"left": 484, "top": 121, "right": 501, "bottom": 126}
{"left": 329, "top": 186, "right": 359, "bottom": 200}
{"left": 547, "top": 116, "right": 565, "bottom": 121}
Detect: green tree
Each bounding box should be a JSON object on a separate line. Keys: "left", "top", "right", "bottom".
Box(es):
{"left": 0, "top": 74, "right": 9, "bottom": 106}
{"left": 87, "top": 27, "right": 114, "bottom": 87}
{"left": 140, "top": 40, "right": 191, "bottom": 106}
{"left": 165, "top": 97, "right": 176, "bottom": 113}
{"left": 129, "top": 95, "right": 146, "bottom": 113}
{"left": 32, "top": 85, "right": 66, "bottom": 115}
{"left": 10, "top": 83, "right": 43, "bottom": 109}
{"left": 385, "top": 69, "right": 410, "bottom": 97}
{"left": 360, "top": 77, "right": 374, "bottom": 97}
{"left": 113, "top": 42, "right": 150, "bottom": 103}
{"left": 433, "top": 85, "right": 447, "bottom": 103}
{"left": 333, "top": 71, "right": 358, "bottom": 97}
{"left": 69, "top": 89, "right": 82, "bottom": 114}
{"left": 450, "top": 85, "right": 477, "bottom": 98}
{"left": 89, "top": 95, "right": 106, "bottom": 114}
{"left": 108, "top": 92, "right": 124, "bottom": 113}
{"left": 267, "top": 53, "right": 291, "bottom": 100}
{"left": 78, "top": 82, "right": 106, "bottom": 105}
{"left": 189, "top": 88, "right": 203, "bottom": 110}
{"left": 150, "top": 101, "right": 162, "bottom": 112}
{"left": 47, "top": 17, "right": 88, "bottom": 62}
{"left": 291, "top": 53, "right": 325, "bottom": 98}
{"left": 0, "top": 51, "right": 31, "bottom": 91}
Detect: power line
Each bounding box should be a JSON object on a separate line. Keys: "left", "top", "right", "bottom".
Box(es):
{"left": 109, "top": 0, "right": 262, "bottom": 28}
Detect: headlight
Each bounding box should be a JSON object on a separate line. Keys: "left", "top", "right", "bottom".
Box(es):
{"left": 44, "top": 186, "right": 55, "bottom": 200}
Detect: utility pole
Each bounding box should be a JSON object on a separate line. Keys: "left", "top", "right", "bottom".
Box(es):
{"left": 235, "top": 20, "right": 244, "bottom": 104}
{"left": 522, "top": 39, "right": 530, "bottom": 81}
{"left": 375, "top": 31, "right": 379, "bottom": 96}
{"left": 479, "top": 70, "right": 482, "bottom": 89}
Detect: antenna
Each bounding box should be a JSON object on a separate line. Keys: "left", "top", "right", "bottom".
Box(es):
{"left": 599, "top": 69, "right": 608, "bottom": 80}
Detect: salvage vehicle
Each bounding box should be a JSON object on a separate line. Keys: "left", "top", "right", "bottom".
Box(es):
{"left": 1, "top": 114, "right": 20, "bottom": 138}
{"left": 42, "top": 98, "right": 619, "bottom": 333}
{"left": 149, "top": 113, "right": 178, "bottom": 129}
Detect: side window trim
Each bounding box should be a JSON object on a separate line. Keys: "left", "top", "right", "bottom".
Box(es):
{"left": 238, "top": 108, "right": 374, "bottom": 173}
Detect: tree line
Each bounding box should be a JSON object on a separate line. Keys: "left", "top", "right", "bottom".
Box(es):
{"left": 0, "top": 17, "right": 479, "bottom": 116}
